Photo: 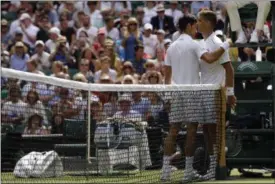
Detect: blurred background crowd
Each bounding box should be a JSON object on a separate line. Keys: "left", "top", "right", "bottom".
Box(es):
{"left": 1, "top": 1, "right": 273, "bottom": 135}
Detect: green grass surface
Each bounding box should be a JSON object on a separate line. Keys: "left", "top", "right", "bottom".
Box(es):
{"left": 1, "top": 169, "right": 274, "bottom": 183}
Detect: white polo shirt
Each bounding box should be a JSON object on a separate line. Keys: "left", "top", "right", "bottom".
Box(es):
{"left": 200, "top": 32, "right": 230, "bottom": 86}
{"left": 165, "top": 34, "right": 207, "bottom": 84}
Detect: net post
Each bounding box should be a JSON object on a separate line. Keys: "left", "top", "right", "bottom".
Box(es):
{"left": 87, "top": 88, "right": 91, "bottom": 164}
{"left": 216, "top": 87, "right": 227, "bottom": 180}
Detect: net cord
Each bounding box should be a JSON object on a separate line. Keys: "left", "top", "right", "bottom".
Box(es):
{"left": 1, "top": 68, "right": 221, "bottom": 91}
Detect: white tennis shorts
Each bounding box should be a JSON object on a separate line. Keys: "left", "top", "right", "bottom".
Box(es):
{"left": 169, "top": 91, "right": 220, "bottom": 124}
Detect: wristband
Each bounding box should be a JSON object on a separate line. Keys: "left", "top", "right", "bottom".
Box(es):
{"left": 226, "top": 87, "right": 234, "bottom": 96}
{"left": 221, "top": 41, "right": 230, "bottom": 50}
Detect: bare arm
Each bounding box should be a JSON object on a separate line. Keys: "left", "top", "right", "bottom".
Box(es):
{"left": 164, "top": 65, "right": 172, "bottom": 85}
{"left": 223, "top": 62, "right": 234, "bottom": 88}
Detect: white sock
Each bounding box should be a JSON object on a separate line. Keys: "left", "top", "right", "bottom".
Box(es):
{"left": 185, "top": 156, "right": 194, "bottom": 173}
{"left": 161, "top": 156, "right": 172, "bottom": 179}
{"left": 162, "top": 156, "right": 171, "bottom": 168}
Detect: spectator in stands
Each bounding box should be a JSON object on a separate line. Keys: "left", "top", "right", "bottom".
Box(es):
{"left": 8, "top": 8, "right": 26, "bottom": 36}
{"left": 150, "top": 4, "right": 176, "bottom": 36}
{"left": 156, "top": 29, "right": 166, "bottom": 51}
{"left": 59, "top": 15, "right": 76, "bottom": 45}
{"left": 76, "top": 14, "right": 98, "bottom": 43}
{"left": 103, "top": 16, "right": 120, "bottom": 42}
{"left": 22, "top": 80, "right": 48, "bottom": 103}
{"left": 19, "top": 13, "right": 39, "bottom": 48}
{"left": 165, "top": 1, "right": 183, "bottom": 27}
{"left": 136, "top": 7, "right": 145, "bottom": 28}
{"left": 93, "top": 28, "right": 106, "bottom": 54}
{"left": 71, "top": 30, "right": 99, "bottom": 71}
{"left": 147, "top": 71, "right": 163, "bottom": 84}
{"left": 103, "top": 92, "right": 119, "bottom": 118}
{"left": 147, "top": 92, "right": 164, "bottom": 124}
{"left": 30, "top": 40, "right": 51, "bottom": 72}
{"left": 141, "top": 60, "right": 162, "bottom": 84}
{"left": 132, "top": 91, "right": 151, "bottom": 121}
{"left": 74, "top": 59, "right": 94, "bottom": 83}
{"left": 117, "top": 61, "right": 135, "bottom": 80}
{"left": 23, "top": 113, "right": 48, "bottom": 135}
{"left": 45, "top": 27, "right": 61, "bottom": 53}
{"left": 131, "top": 44, "right": 147, "bottom": 75}
{"left": 103, "top": 40, "right": 122, "bottom": 73}
{"left": 24, "top": 90, "right": 49, "bottom": 126}
{"left": 1, "top": 86, "right": 26, "bottom": 124}
{"left": 94, "top": 56, "right": 117, "bottom": 83}
{"left": 52, "top": 87, "right": 78, "bottom": 119}
{"left": 10, "top": 41, "right": 29, "bottom": 71}
{"left": 49, "top": 36, "right": 74, "bottom": 66}
{"left": 50, "top": 113, "right": 64, "bottom": 134}
{"left": 225, "top": 1, "right": 271, "bottom": 43}
{"left": 90, "top": 95, "right": 103, "bottom": 122}
{"left": 122, "top": 74, "right": 137, "bottom": 84}
{"left": 8, "top": 28, "right": 30, "bottom": 55}
{"left": 143, "top": 23, "right": 158, "bottom": 59}
{"left": 144, "top": 1, "right": 157, "bottom": 25}
{"left": 50, "top": 61, "right": 66, "bottom": 77}
{"left": 86, "top": 1, "right": 104, "bottom": 29}
{"left": 1, "top": 19, "right": 12, "bottom": 47}
{"left": 36, "top": 16, "right": 51, "bottom": 43}
{"left": 1, "top": 50, "right": 10, "bottom": 68}
{"left": 26, "top": 59, "right": 44, "bottom": 75}
{"left": 190, "top": 1, "right": 211, "bottom": 15}
{"left": 113, "top": 93, "right": 142, "bottom": 121}
{"left": 40, "top": 1, "right": 59, "bottom": 25}
{"left": 122, "top": 17, "right": 143, "bottom": 61}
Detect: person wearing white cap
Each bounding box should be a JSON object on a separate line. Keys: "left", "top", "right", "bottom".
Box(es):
{"left": 150, "top": 4, "right": 176, "bottom": 35}
{"left": 143, "top": 23, "right": 158, "bottom": 58}
{"left": 45, "top": 27, "right": 62, "bottom": 53}
{"left": 165, "top": 1, "right": 183, "bottom": 27}
{"left": 113, "top": 93, "right": 142, "bottom": 122}
{"left": 156, "top": 29, "right": 165, "bottom": 51}
{"left": 30, "top": 40, "right": 50, "bottom": 71}
{"left": 19, "top": 13, "right": 40, "bottom": 48}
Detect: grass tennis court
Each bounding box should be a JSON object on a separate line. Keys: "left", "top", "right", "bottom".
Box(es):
{"left": 1, "top": 169, "right": 274, "bottom": 184}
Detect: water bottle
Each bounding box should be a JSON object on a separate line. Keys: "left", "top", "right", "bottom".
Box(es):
{"left": 260, "top": 112, "right": 266, "bottom": 129}
{"left": 256, "top": 47, "right": 262, "bottom": 62}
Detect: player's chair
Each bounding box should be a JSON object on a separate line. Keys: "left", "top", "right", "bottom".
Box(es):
{"left": 54, "top": 119, "right": 87, "bottom": 157}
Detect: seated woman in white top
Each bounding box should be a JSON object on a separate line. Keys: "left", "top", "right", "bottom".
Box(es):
{"left": 94, "top": 56, "right": 117, "bottom": 83}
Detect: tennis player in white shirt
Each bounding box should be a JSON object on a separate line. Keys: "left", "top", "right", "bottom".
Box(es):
{"left": 161, "top": 15, "right": 232, "bottom": 182}
{"left": 197, "top": 10, "right": 236, "bottom": 180}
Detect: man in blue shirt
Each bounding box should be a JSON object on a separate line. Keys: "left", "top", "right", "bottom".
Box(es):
{"left": 131, "top": 44, "right": 147, "bottom": 75}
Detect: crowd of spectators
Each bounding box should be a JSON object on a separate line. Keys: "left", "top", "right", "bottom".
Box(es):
{"left": 1, "top": 1, "right": 273, "bottom": 136}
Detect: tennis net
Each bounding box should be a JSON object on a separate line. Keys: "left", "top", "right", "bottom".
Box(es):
{"left": 1, "top": 67, "right": 226, "bottom": 183}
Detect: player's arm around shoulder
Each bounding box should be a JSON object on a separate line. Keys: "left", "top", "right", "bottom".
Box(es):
{"left": 200, "top": 39, "right": 233, "bottom": 64}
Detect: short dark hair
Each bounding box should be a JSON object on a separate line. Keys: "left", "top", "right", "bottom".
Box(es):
{"left": 198, "top": 10, "right": 217, "bottom": 28}
{"left": 134, "top": 44, "right": 144, "bottom": 51}
{"left": 178, "top": 14, "right": 197, "bottom": 32}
